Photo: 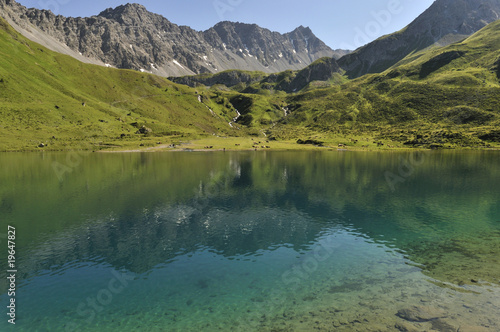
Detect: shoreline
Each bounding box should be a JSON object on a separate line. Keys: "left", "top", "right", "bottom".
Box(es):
{"left": 2, "top": 145, "right": 499, "bottom": 153}
{"left": 1, "top": 137, "right": 499, "bottom": 153}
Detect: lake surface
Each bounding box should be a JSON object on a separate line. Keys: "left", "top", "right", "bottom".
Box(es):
{"left": 0, "top": 151, "right": 499, "bottom": 331}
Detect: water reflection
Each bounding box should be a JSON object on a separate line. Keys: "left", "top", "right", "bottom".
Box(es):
{"left": 0, "top": 151, "right": 499, "bottom": 331}
{"left": 0, "top": 151, "right": 498, "bottom": 283}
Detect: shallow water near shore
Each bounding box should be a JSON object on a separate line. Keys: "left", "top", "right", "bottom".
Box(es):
{"left": 0, "top": 151, "right": 499, "bottom": 331}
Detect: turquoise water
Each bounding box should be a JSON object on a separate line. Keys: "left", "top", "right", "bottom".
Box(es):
{"left": 0, "top": 151, "right": 499, "bottom": 331}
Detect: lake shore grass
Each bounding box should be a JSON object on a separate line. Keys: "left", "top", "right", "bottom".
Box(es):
{"left": 1, "top": 131, "right": 499, "bottom": 153}
{"left": 75, "top": 135, "right": 500, "bottom": 153}
{"left": 2, "top": 135, "right": 499, "bottom": 153}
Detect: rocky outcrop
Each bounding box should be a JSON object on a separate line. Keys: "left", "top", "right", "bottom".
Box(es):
{"left": 338, "top": 0, "right": 500, "bottom": 78}
{"left": 0, "top": 1, "right": 344, "bottom": 76}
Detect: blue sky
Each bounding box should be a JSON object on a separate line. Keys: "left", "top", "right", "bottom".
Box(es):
{"left": 17, "top": 0, "right": 435, "bottom": 49}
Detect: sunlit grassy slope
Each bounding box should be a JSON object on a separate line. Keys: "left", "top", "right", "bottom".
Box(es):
{"left": 271, "top": 20, "right": 500, "bottom": 148}
{"left": 0, "top": 18, "right": 240, "bottom": 151}
{"left": 1, "top": 16, "right": 500, "bottom": 151}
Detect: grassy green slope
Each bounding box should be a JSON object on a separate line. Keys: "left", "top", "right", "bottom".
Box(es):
{"left": 273, "top": 20, "right": 500, "bottom": 149}
{"left": 391, "top": 19, "right": 500, "bottom": 84}
{"left": 2, "top": 15, "right": 500, "bottom": 151}
{"left": 0, "top": 18, "right": 239, "bottom": 151}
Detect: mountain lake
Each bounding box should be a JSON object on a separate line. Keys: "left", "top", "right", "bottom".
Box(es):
{"left": 0, "top": 150, "right": 499, "bottom": 331}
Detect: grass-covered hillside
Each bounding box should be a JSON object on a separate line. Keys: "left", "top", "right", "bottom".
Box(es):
{"left": 173, "top": 19, "right": 500, "bottom": 149}
{"left": 267, "top": 20, "right": 500, "bottom": 149}
{"left": 1, "top": 15, "right": 500, "bottom": 151}
{"left": 0, "top": 17, "right": 242, "bottom": 151}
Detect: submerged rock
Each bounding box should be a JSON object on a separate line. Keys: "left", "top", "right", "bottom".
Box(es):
{"left": 395, "top": 321, "right": 421, "bottom": 332}
{"left": 458, "top": 326, "right": 493, "bottom": 332}
{"left": 396, "top": 305, "right": 447, "bottom": 322}
{"left": 431, "top": 318, "right": 458, "bottom": 332}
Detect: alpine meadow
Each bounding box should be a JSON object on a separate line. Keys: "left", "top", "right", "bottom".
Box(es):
{"left": 1, "top": 1, "right": 500, "bottom": 332}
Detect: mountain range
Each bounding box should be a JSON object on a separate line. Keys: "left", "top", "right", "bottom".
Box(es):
{"left": 1, "top": 0, "right": 500, "bottom": 151}
{"left": 173, "top": 0, "right": 500, "bottom": 90}
{"left": 1, "top": 0, "right": 500, "bottom": 80}
{"left": 0, "top": 0, "right": 346, "bottom": 77}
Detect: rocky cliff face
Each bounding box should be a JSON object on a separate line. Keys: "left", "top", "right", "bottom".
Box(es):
{"left": 338, "top": 0, "right": 500, "bottom": 78}
{"left": 0, "top": 1, "right": 345, "bottom": 76}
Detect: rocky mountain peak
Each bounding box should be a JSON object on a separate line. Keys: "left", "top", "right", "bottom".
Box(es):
{"left": 211, "top": 21, "right": 275, "bottom": 41}
{"left": 0, "top": 0, "right": 15, "bottom": 9}
{"left": 213, "top": 21, "right": 259, "bottom": 30}
{"left": 0, "top": 0, "right": 339, "bottom": 76}
{"left": 206, "top": 20, "right": 335, "bottom": 64}
{"left": 291, "top": 25, "right": 312, "bottom": 35}
{"left": 98, "top": 3, "right": 156, "bottom": 25}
